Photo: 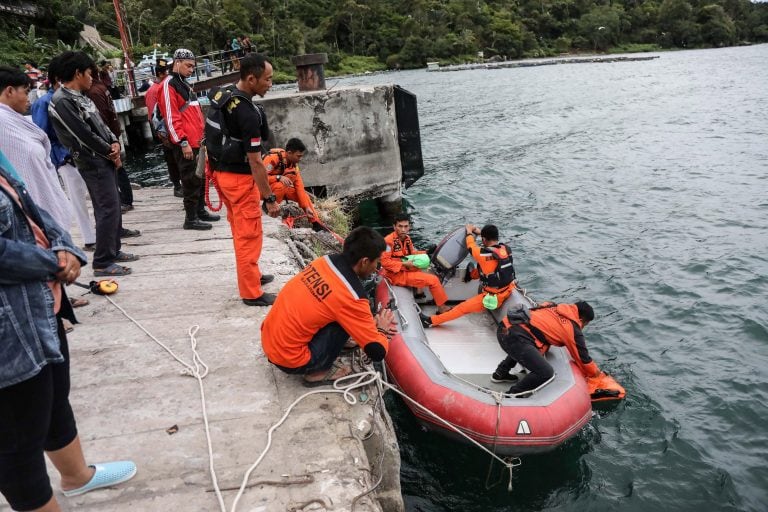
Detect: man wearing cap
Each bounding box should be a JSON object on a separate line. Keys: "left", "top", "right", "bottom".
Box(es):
{"left": 158, "top": 48, "right": 220, "bottom": 230}
{"left": 145, "top": 58, "right": 182, "bottom": 197}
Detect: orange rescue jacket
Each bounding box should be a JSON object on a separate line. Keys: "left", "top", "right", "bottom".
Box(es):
{"left": 380, "top": 232, "right": 425, "bottom": 277}
{"left": 261, "top": 254, "right": 388, "bottom": 368}
{"left": 503, "top": 303, "right": 598, "bottom": 377}
{"left": 466, "top": 235, "right": 515, "bottom": 293}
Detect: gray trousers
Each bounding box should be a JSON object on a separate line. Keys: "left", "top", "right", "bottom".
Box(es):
{"left": 76, "top": 155, "right": 122, "bottom": 268}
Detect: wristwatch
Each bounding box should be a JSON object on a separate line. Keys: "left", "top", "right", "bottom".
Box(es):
{"left": 180, "top": 140, "right": 190, "bottom": 148}
{"left": 264, "top": 194, "right": 277, "bottom": 204}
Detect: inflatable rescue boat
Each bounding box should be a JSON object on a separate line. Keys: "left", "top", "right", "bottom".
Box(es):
{"left": 377, "top": 227, "right": 622, "bottom": 455}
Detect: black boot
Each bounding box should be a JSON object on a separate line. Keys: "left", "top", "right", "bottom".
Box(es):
{"left": 419, "top": 313, "right": 433, "bottom": 328}
{"left": 197, "top": 210, "right": 220, "bottom": 222}
{"left": 183, "top": 213, "right": 212, "bottom": 230}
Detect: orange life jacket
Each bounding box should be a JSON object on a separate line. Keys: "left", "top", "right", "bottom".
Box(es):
{"left": 479, "top": 243, "right": 515, "bottom": 289}
{"left": 263, "top": 149, "right": 298, "bottom": 177}
{"left": 384, "top": 232, "right": 417, "bottom": 258}
{"left": 381, "top": 231, "right": 425, "bottom": 276}
{"left": 502, "top": 303, "right": 591, "bottom": 373}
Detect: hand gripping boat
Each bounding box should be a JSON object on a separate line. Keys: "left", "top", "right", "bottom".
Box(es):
{"left": 376, "top": 227, "right": 598, "bottom": 455}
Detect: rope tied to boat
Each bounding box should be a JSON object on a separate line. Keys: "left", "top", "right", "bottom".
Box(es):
{"left": 99, "top": 293, "right": 524, "bottom": 511}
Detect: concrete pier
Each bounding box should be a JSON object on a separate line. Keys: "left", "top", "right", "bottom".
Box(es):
{"left": 23, "top": 187, "right": 404, "bottom": 511}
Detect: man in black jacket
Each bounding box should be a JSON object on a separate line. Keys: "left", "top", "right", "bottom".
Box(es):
{"left": 49, "top": 51, "right": 135, "bottom": 276}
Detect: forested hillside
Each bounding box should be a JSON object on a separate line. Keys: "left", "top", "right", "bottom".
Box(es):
{"left": 2, "top": 0, "right": 767, "bottom": 72}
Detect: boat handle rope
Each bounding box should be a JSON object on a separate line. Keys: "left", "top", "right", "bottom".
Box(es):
{"left": 100, "top": 293, "right": 523, "bottom": 511}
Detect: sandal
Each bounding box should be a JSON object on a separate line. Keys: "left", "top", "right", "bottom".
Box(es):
{"left": 93, "top": 264, "right": 132, "bottom": 277}
{"left": 303, "top": 362, "right": 353, "bottom": 387}
{"left": 114, "top": 251, "right": 139, "bottom": 262}
{"left": 61, "top": 460, "right": 137, "bottom": 497}
{"left": 69, "top": 297, "right": 90, "bottom": 308}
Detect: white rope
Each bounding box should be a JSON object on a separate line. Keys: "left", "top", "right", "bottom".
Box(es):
{"left": 104, "top": 294, "right": 518, "bottom": 510}
{"left": 104, "top": 296, "right": 227, "bottom": 511}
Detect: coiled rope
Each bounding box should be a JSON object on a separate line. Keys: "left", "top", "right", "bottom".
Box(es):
{"left": 101, "top": 294, "right": 520, "bottom": 511}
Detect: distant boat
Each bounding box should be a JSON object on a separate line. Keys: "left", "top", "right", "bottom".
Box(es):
{"left": 426, "top": 61, "right": 440, "bottom": 71}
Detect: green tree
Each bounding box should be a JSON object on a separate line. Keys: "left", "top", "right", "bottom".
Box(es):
{"left": 659, "top": 0, "right": 699, "bottom": 46}
{"left": 698, "top": 4, "right": 736, "bottom": 46}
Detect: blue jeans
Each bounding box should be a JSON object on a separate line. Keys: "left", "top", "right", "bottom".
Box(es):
{"left": 272, "top": 323, "right": 349, "bottom": 375}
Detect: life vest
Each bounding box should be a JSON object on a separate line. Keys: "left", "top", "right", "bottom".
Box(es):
{"left": 502, "top": 303, "right": 592, "bottom": 371}
{"left": 479, "top": 243, "right": 515, "bottom": 289}
{"left": 265, "top": 149, "right": 299, "bottom": 177}
{"left": 384, "top": 232, "right": 416, "bottom": 259}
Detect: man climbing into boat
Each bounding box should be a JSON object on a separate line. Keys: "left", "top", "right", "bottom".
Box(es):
{"left": 494, "top": 302, "right": 603, "bottom": 393}
{"left": 381, "top": 213, "right": 452, "bottom": 314}
{"left": 261, "top": 227, "right": 397, "bottom": 385}
{"left": 263, "top": 138, "right": 323, "bottom": 231}
{"left": 421, "top": 224, "right": 515, "bottom": 327}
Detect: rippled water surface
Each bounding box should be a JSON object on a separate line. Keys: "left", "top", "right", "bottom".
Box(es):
{"left": 129, "top": 45, "right": 768, "bottom": 511}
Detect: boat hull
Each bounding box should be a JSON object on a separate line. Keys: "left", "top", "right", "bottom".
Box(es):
{"left": 378, "top": 280, "right": 593, "bottom": 456}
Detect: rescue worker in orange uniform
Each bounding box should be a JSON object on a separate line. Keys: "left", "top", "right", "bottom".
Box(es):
{"left": 381, "top": 213, "right": 451, "bottom": 314}
{"left": 261, "top": 227, "right": 396, "bottom": 385}
{"left": 421, "top": 224, "right": 515, "bottom": 327}
{"left": 263, "top": 138, "right": 322, "bottom": 231}
{"left": 209, "top": 54, "right": 280, "bottom": 306}
{"left": 494, "top": 301, "right": 603, "bottom": 394}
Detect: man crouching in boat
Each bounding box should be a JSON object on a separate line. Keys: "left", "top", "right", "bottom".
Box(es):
{"left": 381, "top": 213, "right": 452, "bottom": 314}
{"left": 495, "top": 302, "right": 601, "bottom": 393}
{"left": 420, "top": 224, "right": 515, "bottom": 328}
{"left": 261, "top": 227, "right": 396, "bottom": 386}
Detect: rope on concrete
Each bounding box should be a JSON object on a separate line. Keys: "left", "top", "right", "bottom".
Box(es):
{"left": 103, "top": 296, "right": 228, "bottom": 511}
{"left": 103, "top": 294, "right": 519, "bottom": 510}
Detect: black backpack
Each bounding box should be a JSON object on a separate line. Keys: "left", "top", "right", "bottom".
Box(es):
{"left": 204, "top": 86, "right": 266, "bottom": 164}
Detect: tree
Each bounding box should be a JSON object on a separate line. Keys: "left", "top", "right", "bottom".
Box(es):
{"left": 698, "top": 4, "right": 736, "bottom": 46}
{"left": 659, "top": 0, "right": 699, "bottom": 46}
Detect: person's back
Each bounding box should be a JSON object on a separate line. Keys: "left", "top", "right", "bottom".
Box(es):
{"left": 261, "top": 226, "right": 395, "bottom": 385}
{"left": 261, "top": 253, "right": 382, "bottom": 368}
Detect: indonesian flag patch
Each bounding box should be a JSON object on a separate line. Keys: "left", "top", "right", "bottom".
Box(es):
{"left": 250, "top": 137, "right": 261, "bottom": 148}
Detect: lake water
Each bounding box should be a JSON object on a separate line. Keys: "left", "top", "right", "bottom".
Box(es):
{"left": 127, "top": 45, "right": 768, "bottom": 511}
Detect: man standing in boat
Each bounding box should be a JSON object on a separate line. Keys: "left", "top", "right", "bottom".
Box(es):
{"left": 382, "top": 213, "right": 452, "bottom": 313}
{"left": 495, "top": 302, "right": 603, "bottom": 392}
{"left": 261, "top": 227, "right": 396, "bottom": 385}
{"left": 421, "top": 224, "right": 515, "bottom": 327}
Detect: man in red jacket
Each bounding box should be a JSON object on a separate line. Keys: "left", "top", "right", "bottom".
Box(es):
{"left": 158, "top": 48, "right": 220, "bottom": 230}
{"left": 144, "top": 58, "right": 181, "bottom": 197}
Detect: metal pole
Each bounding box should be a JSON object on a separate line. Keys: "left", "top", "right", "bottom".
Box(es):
{"left": 112, "top": 0, "right": 136, "bottom": 97}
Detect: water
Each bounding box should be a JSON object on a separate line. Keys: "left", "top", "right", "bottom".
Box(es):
{"left": 128, "top": 46, "right": 768, "bottom": 511}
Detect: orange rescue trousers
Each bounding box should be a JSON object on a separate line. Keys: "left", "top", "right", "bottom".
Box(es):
{"left": 271, "top": 181, "right": 316, "bottom": 220}
{"left": 430, "top": 286, "right": 514, "bottom": 326}
{"left": 214, "top": 171, "right": 265, "bottom": 299}
{"left": 387, "top": 271, "right": 448, "bottom": 306}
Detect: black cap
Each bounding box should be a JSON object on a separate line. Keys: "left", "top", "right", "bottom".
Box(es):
{"left": 155, "top": 58, "right": 170, "bottom": 76}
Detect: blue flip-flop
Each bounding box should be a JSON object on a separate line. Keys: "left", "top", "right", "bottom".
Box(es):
{"left": 62, "top": 460, "right": 137, "bottom": 497}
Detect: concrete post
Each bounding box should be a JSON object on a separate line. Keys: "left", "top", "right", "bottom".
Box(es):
{"left": 291, "top": 53, "right": 328, "bottom": 92}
